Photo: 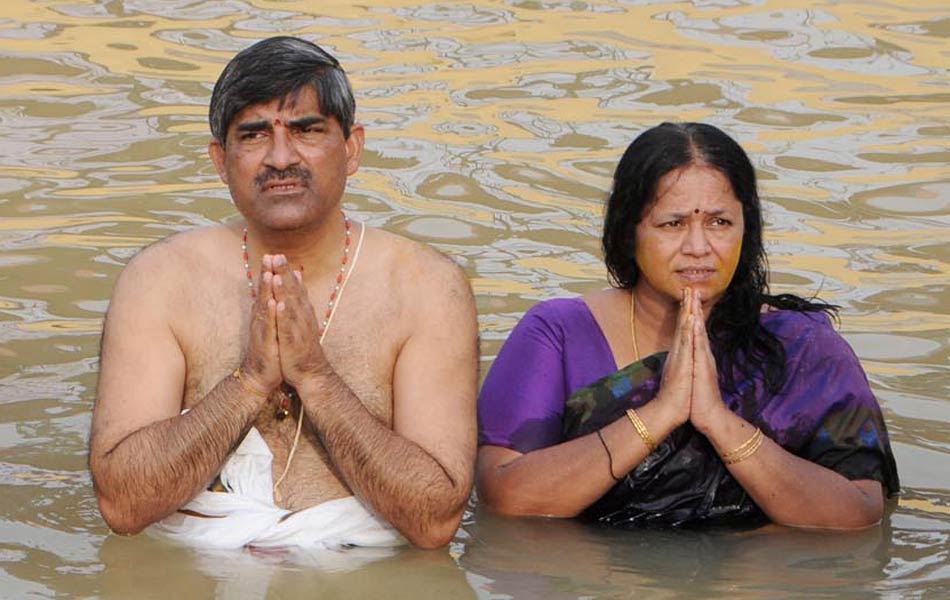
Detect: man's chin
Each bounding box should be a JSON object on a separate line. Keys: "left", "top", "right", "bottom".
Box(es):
{"left": 247, "top": 208, "right": 327, "bottom": 232}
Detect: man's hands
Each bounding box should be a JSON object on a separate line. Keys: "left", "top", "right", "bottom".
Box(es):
{"left": 651, "top": 287, "right": 730, "bottom": 433}
{"left": 240, "top": 261, "right": 282, "bottom": 397}
{"left": 270, "top": 254, "right": 331, "bottom": 388}
{"left": 241, "top": 254, "right": 328, "bottom": 396}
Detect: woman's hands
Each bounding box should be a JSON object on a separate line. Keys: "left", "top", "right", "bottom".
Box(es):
{"left": 687, "top": 289, "right": 731, "bottom": 434}
{"left": 651, "top": 287, "right": 730, "bottom": 433}
{"left": 653, "top": 288, "right": 695, "bottom": 428}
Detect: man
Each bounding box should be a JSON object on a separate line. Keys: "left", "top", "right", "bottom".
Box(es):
{"left": 89, "top": 37, "right": 478, "bottom": 550}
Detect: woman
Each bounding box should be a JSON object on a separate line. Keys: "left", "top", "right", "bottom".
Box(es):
{"left": 477, "top": 122, "right": 899, "bottom": 529}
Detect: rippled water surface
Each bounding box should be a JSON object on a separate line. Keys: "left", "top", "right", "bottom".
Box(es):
{"left": 0, "top": 1, "right": 947, "bottom": 598}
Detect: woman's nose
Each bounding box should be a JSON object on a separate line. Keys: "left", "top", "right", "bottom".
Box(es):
{"left": 681, "top": 222, "right": 711, "bottom": 256}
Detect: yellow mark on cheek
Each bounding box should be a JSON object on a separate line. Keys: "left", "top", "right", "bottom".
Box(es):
{"left": 723, "top": 238, "right": 743, "bottom": 279}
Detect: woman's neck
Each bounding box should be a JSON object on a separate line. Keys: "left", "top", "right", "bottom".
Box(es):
{"left": 630, "top": 285, "right": 680, "bottom": 355}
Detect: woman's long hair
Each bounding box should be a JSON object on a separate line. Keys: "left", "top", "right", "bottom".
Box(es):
{"left": 602, "top": 122, "right": 836, "bottom": 392}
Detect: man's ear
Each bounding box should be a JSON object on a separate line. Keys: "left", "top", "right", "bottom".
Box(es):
{"left": 344, "top": 123, "right": 365, "bottom": 176}
{"left": 208, "top": 139, "right": 228, "bottom": 184}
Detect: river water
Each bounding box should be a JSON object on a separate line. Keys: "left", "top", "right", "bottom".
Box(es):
{"left": 0, "top": 1, "right": 947, "bottom": 598}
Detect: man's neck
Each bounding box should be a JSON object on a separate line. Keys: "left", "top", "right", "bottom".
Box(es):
{"left": 244, "top": 211, "right": 348, "bottom": 277}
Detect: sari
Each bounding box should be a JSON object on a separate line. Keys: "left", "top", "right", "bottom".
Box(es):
{"left": 478, "top": 298, "right": 899, "bottom": 528}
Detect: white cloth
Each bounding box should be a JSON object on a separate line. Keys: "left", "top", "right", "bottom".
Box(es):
{"left": 148, "top": 427, "right": 405, "bottom": 551}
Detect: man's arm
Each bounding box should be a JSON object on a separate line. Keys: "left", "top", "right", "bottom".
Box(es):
{"left": 89, "top": 246, "right": 278, "bottom": 534}
{"left": 271, "top": 252, "right": 478, "bottom": 548}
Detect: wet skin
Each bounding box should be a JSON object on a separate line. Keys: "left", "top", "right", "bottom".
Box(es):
{"left": 633, "top": 164, "right": 744, "bottom": 312}
{"left": 208, "top": 86, "right": 364, "bottom": 234}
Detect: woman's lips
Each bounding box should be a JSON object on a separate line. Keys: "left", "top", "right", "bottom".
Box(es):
{"left": 675, "top": 268, "right": 717, "bottom": 282}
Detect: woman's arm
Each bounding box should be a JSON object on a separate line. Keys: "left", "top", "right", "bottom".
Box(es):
{"left": 689, "top": 292, "right": 885, "bottom": 529}
{"left": 477, "top": 399, "right": 681, "bottom": 517}
{"left": 699, "top": 409, "right": 883, "bottom": 528}
{"left": 478, "top": 293, "right": 696, "bottom": 517}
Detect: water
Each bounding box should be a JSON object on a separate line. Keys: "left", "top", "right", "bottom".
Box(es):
{"left": 0, "top": 0, "right": 947, "bottom": 598}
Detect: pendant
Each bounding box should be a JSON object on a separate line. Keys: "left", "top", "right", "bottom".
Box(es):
{"left": 275, "top": 384, "right": 298, "bottom": 420}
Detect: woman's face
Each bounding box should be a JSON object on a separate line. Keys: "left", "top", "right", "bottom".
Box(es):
{"left": 634, "top": 164, "right": 745, "bottom": 308}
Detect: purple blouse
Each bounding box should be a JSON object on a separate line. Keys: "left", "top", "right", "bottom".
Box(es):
{"left": 479, "top": 298, "right": 617, "bottom": 451}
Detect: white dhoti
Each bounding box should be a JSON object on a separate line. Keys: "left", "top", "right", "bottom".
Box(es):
{"left": 148, "top": 427, "right": 406, "bottom": 551}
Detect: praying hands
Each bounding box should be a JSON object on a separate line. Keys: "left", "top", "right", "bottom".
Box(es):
{"left": 652, "top": 287, "right": 731, "bottom": 436}
{"left": 238, "top": 254, "right": 330, "bottom": 399}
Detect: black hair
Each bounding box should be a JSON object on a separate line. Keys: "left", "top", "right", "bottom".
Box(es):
{"left": 602, "top": 122, "right": 837, "bottom": 392}
{"left": 209, "top": 36, "right": 355, "bottom": 145}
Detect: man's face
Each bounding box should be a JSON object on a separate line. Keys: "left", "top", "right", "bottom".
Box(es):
{"left": 633, "top": 164, "right": 745, "bottom": 309}
{"left": 209, "top": 86, "right": 364, "bottom": 231}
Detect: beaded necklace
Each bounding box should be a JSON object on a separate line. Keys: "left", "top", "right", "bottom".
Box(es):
{"left": 241, "top": 212, "right": 355, "bottom": 419}
{"left": 241, "top": 212, "right": 366, "bottom": 499}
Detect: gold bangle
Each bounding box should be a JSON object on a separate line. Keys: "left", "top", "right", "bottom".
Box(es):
{"left": 232, "top": 368, "right": 270, "bottom": 398}
{"left": 722, "top": 427, "right": 764, "bottom": 465}
{"left": 625, "top": 408, "right": 657, "bottom": 453}
{"left": 721, "top": 427, "right": 761, "bottom": 461}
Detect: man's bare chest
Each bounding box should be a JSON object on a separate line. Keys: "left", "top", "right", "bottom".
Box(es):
{"left": 175, "top": 295, "right": 397, "bottom": 421}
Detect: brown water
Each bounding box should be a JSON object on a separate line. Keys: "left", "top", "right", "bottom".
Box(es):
{"left": 0, "top": 0, "right": 947, "bottom": 598}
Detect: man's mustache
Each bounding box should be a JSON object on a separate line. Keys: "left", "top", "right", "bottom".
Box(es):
{"left": 255, "top": 166, "right": 313, "bottom": 190}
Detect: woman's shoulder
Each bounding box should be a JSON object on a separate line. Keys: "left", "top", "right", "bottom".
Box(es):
{"left": 507, "top": 296, "right": 602, "bottom": 350}
{"left": 761, "top": 307, "right": 835, "bottom": 336}
{"left": 760, "top": 308, "right": 854, "bottom": 361}
{"left": 525, "top": 296, "right": 591, "bottom": 321}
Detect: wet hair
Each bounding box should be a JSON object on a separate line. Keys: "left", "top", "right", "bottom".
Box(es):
{"left": 602, "top": 122, "right": 836, "bottom": 392}
{"left": 209, "top": 36, "right": 355, "bottom": 145}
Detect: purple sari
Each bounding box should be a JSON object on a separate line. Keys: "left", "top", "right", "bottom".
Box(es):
{"left": 478, "top": 298, "right": 899, "bottom": 527}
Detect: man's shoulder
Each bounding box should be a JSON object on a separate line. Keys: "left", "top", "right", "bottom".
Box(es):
{"left": 123, "top": 225, "right": 230, "bottom": 272}
{"left": 371, "top": 226, "right": 469, "bottom": 287}
{"left": 113, "top": 225, "right": 232, "bottom": 298}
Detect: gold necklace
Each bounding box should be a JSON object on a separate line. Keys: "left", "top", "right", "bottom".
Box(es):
{"left": 629, "top": 289, "right": 640, "bottom": 361}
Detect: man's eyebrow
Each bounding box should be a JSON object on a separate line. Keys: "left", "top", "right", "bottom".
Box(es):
{"left": 288, "top": 115, "right": 326, "bottom": 128}
{"left": 235, "top": 120, "right": 269, "bottom": 132}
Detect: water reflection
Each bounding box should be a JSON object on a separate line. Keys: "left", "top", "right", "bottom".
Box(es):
{"left": 462, "top": 508, "right": 903, "bottom": 599}
{"left": 0, "top": 0, "right": 947, "bottom": 597}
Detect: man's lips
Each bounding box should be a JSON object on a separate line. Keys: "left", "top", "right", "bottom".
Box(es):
{"left": 262, "top": 179, "right": 303, "bottom": 192}
{"left": 255, "top": 166, "right": 313, "bottom": 191}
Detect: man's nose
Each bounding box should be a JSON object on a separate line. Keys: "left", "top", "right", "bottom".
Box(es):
{"left": 681, "top": 222, "right": 711, "bottom": 256}
{"left": 264, "top": 124, "right": 301, "bottom": 170}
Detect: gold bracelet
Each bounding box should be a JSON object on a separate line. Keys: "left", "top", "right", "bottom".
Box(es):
{"left": 232, "top": 368, "right": 270, "bottom": 398}
{"left": 625, "top": 408, "right": 657, "bottom": 453}
{"left": 720, "top": 427, "right": 761, "bottom": 462}
{"left": 722, "top": 427, "right": 764, "bottom": 465}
